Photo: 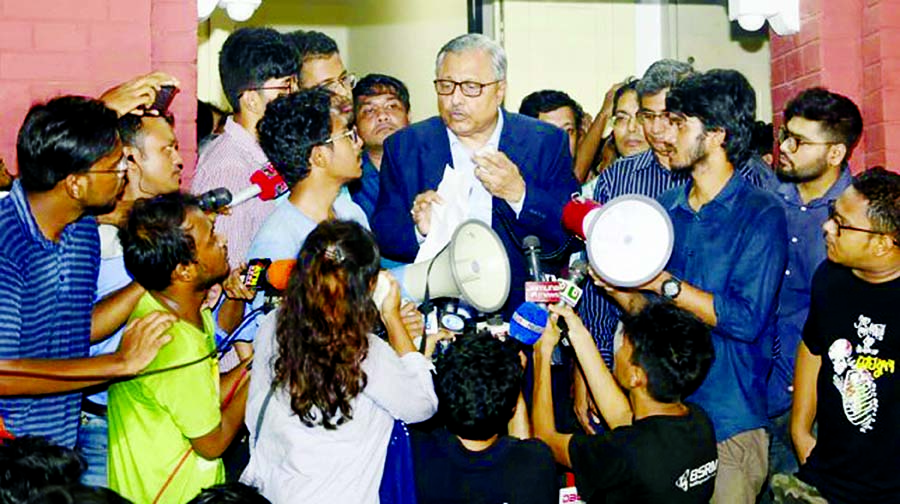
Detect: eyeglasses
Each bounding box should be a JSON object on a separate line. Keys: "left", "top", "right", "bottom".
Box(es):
{"left": 636, "top": 110, "right": 670, "bottom": 125}
{"left": 433, "top": 79, "right": 500, "bottom": 98}
{"left": 323, "top": 127, "right": 360, "bottom": 145}
{"left": 828, "top": 200, "right": 899, "bottom": 246}
{"left": 778, "top": 126, "right": 834, "bottom": 153}
{"left": 612, "top": 112, "right": 639, "bottom": 127}
{"left": 319, "top": 73, "right": 358, "bottom": 93}
{"left": 84, "top": 156, "right": 128, "bottom": 177}
{"left": 247, "top": 77, "right": 298, "bottom": 95}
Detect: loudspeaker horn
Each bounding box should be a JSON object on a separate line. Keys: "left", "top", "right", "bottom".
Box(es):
{"left": 392, "top": 219, "right": 511, "bottom": 313}
{"left": 562, "top": 194, "right": 674, "bottom": 287}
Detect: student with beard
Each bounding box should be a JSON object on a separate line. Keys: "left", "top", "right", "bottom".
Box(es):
{"left": 108, "top": 194, "right": 250, "bottom": 503}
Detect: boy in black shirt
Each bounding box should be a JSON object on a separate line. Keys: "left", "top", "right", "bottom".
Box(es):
{"left": 534, "top": 302, "right": 717, "bottom": 503}
{"left": 411, "top": 331, "right": 557, "bottom": 504}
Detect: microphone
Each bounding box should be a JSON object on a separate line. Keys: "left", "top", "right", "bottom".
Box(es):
{"left": 508, "top": 301, "right": 548, "bottom": 347}
{"left": 522, "top": 235, "right": 543, "bottom": 282}
{"left": 230, "top": 164, "right": 289, "bottom": 208}
{"left": 554, "top": 260, "right": 590, "bottom": 346}
{"left": 244, "top": 258, "right": 296, "bottom": 293}
{"left": 197, "top": 187, "right": 232, "bottom": 213}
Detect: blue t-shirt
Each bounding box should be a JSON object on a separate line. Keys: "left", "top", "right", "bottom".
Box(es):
{"left": 0, "top": 181, "right": 100, "bottom": 447}
{"left": 658, "top": 172, "right": 787, "bottom": 442}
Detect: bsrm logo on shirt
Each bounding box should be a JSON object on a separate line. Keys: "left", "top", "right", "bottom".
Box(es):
{"left": 675, "top": 459, "right": 718, "bottom": 492}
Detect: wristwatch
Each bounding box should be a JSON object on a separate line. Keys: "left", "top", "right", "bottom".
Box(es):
{"left": 661, "top": 277, "right": 682, "bottom": 300}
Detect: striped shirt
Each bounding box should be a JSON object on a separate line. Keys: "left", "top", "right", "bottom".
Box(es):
{"left": 0, "top": 181, "right": 100, "bottom": 447}
{"left": 578, "top": 151, "right": 778, "bottom": 366}
{"left": 193, "top": 117, "right": 274, "bottom": 268}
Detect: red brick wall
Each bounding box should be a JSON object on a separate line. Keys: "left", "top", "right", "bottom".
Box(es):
{"left": 0, "top": 0, "right": 198, "bottom": 183}
{"left": 771, "top": 0, "right": 900, "bottom": 172}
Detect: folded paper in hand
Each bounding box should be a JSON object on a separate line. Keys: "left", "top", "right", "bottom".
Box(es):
{"left": 415, "top": 164, "right": 470, "bottom": 262}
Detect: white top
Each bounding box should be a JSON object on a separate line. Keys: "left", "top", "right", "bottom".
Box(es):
{"left": 242, "top": 312, "right": 438, "bottom": 504}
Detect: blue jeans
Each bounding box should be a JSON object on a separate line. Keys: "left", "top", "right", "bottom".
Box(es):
{"left": 76, "top": 411, "right": 108, "bottom": 487}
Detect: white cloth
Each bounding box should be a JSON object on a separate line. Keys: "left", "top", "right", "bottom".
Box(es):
{"left": 241, "top": 312, "right": 438, "bottom": 504}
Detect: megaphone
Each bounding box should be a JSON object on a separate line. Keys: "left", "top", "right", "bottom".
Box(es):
{"left": 562, "top": 194, "right": 673, "bottom": 287}
{"left": 392, "top": 219, "right": 511, "bottom": 313}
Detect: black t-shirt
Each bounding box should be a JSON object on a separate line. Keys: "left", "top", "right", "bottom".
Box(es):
{"left": 568, "top": 404, "right": 717, "bottom": 504}
{"left": 411, "top": 428, "right": 558, "bottom": 504}
{"left": 798, "top": 261, "right": 900, "bottom": 504}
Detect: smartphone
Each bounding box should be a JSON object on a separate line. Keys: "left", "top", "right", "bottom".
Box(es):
{"left": 148, "top": 85, "right": 178, "bottom": 113}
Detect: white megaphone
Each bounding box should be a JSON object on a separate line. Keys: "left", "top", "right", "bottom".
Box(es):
{"left": 562, "top": 194, "right": 674, "bottom": 287}
{"left": 391, "top": 219, "right": 511, "bottom": 313}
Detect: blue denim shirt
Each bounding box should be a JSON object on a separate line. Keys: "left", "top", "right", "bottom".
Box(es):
{"left": 767, "top": 169, "right": 852, "bottom": 416}
{"left": 658, "top": 172, "right": 787, "bottom": 442}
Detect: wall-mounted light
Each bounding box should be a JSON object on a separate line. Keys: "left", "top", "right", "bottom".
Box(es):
{"left": 197, "top": 0, "right": 262, "bottom": 23}
{"left": 728, "top": 0, "right": 799, "bottom": 35}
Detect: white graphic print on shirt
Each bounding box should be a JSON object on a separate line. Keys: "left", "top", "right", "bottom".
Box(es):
{"left": 828, "top": 314, "right": 896, "bottom": 433}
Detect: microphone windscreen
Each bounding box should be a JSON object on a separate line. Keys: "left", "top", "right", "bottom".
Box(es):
{"left": 522, "top": 235, "right": 541, "bottom": 251}
{"left": 509, "top": 302, "right": 548, "bottom": 346}
{"left": 266, "top": 259, "right": 297, "bottom": 291}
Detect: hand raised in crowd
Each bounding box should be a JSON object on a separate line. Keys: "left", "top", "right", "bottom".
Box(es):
{"left": 400, "top": 301, "right": 424, "bottom": 338}
{"left": 573, "top": 371, "right": 600, "bottom": 434}
{"left": 588, "top": 266, "right": 648, "bottom": 315}
{"left": 99, "top": 71, "right": 180, "bottom": 117}
{"left": 472, "top": 149, "right": 526, "bottom": 203}
{"left": 222, "top": 264, "right": 255, "bottom": 301}
{"left": 116, "top": 311, "right": 176, "bottom": 375}
{"left": 599, "top": 80, "right": 624, "bottom": 120}
{"left": 411, "top": 190, "right": 443, "bottom": 236}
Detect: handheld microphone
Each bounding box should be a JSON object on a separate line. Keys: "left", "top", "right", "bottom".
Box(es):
{"left": 244, "top": 258, "right": 296, "bottom": 293}
{"left": 554, "top": 260, "right": 589, "bottom": 346}
{"left": 230, "top": 164, "right": 289, "bottom": 208}
{"left": 522, "top": 235, "right": 543, "bottom": 282}
{"left": 197, "top": 187, "right": 232, "bottom": 213}
{"left": 509, "top": 301, "right": 548, "bottom": 347}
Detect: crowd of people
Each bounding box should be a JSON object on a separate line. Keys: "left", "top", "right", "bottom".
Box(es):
{"left": 0, "top": 25, "right": 898, "bottom": 504}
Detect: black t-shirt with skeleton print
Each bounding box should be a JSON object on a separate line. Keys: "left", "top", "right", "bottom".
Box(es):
{"left": 799, "top": 260, "right": 900, "bottom": 504}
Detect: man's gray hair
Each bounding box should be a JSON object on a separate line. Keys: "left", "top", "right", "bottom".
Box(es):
{"left": 435, "top": 34, "right": 507, "bottom": 81}
{"left": 636, "top": 59, "right": 695, "bottom": 98}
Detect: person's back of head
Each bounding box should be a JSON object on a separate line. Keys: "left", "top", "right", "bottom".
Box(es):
{"left": 219, "top": 27, "right": 299, "bottom": 114}
{"left": 619, "top": 302, "right": 714, "bottom": 403}
{"left": 257, "top": 88, "right": 334, "bottom": 187}
{"left": 186, "top": 483, "right": 270, "bottom": 504}
{"left": 16, "top": 96, "right": 119, "bottom": 193}
{"left": 851, "top": 167, "right": 900, "bottom": 248}
{"left": 275, "top": 220, "right": 381, "bottom": 430}
{"left": 434, "top": 330, "right": 522, "bottom": 441}
{"left": 666, "top": 69, "right": 757, "bottom": 167}
{"left": 635, "top": 59, "right": 695, "bottom": 99}
{"left": 118, "top": 192, "right": 202, "bottom": 292}
{"left": 0, "top": 436, "right": 86, "bottom": 504}
{"left": 25, "top": 485, "right": 130, "bottom": 504}
{"left": 785, "top": 87, "right": 863, "bottom": 162}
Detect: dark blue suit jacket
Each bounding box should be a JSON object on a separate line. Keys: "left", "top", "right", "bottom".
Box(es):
{"left": 371, "top": 110, "right": 579, "bottom": 316}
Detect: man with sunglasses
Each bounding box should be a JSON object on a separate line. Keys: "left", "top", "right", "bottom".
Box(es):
{"left": 772, "top": 167, "right": 900, "bottom": 504}
{"left": 193, "top": 28, "right": 299, "bottom": 268}
{"left": 371, "top": 33, "right": 579, "bottom": 316}
{"left": 764, "top": 88, "right": 863, "bottom": 499}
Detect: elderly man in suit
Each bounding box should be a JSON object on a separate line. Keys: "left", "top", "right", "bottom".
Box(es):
{"left": 371, "top": 33, "right": 578, "bottom": 316}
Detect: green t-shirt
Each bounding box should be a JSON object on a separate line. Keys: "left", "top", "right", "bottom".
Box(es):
{"left": 108, "top": 293, "right": 224, "bottom": 504}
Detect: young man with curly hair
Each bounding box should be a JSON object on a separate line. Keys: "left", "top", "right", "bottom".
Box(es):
{"left": 411, "top": 330, "right": 558, "bottom": 504}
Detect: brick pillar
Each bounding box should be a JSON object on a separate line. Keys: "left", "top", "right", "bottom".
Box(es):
{"left": 771, "top": 0, "right": 900, "bottom": 172}
{"left": 0, "top": 0, "right": 197, "bottom": 182}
